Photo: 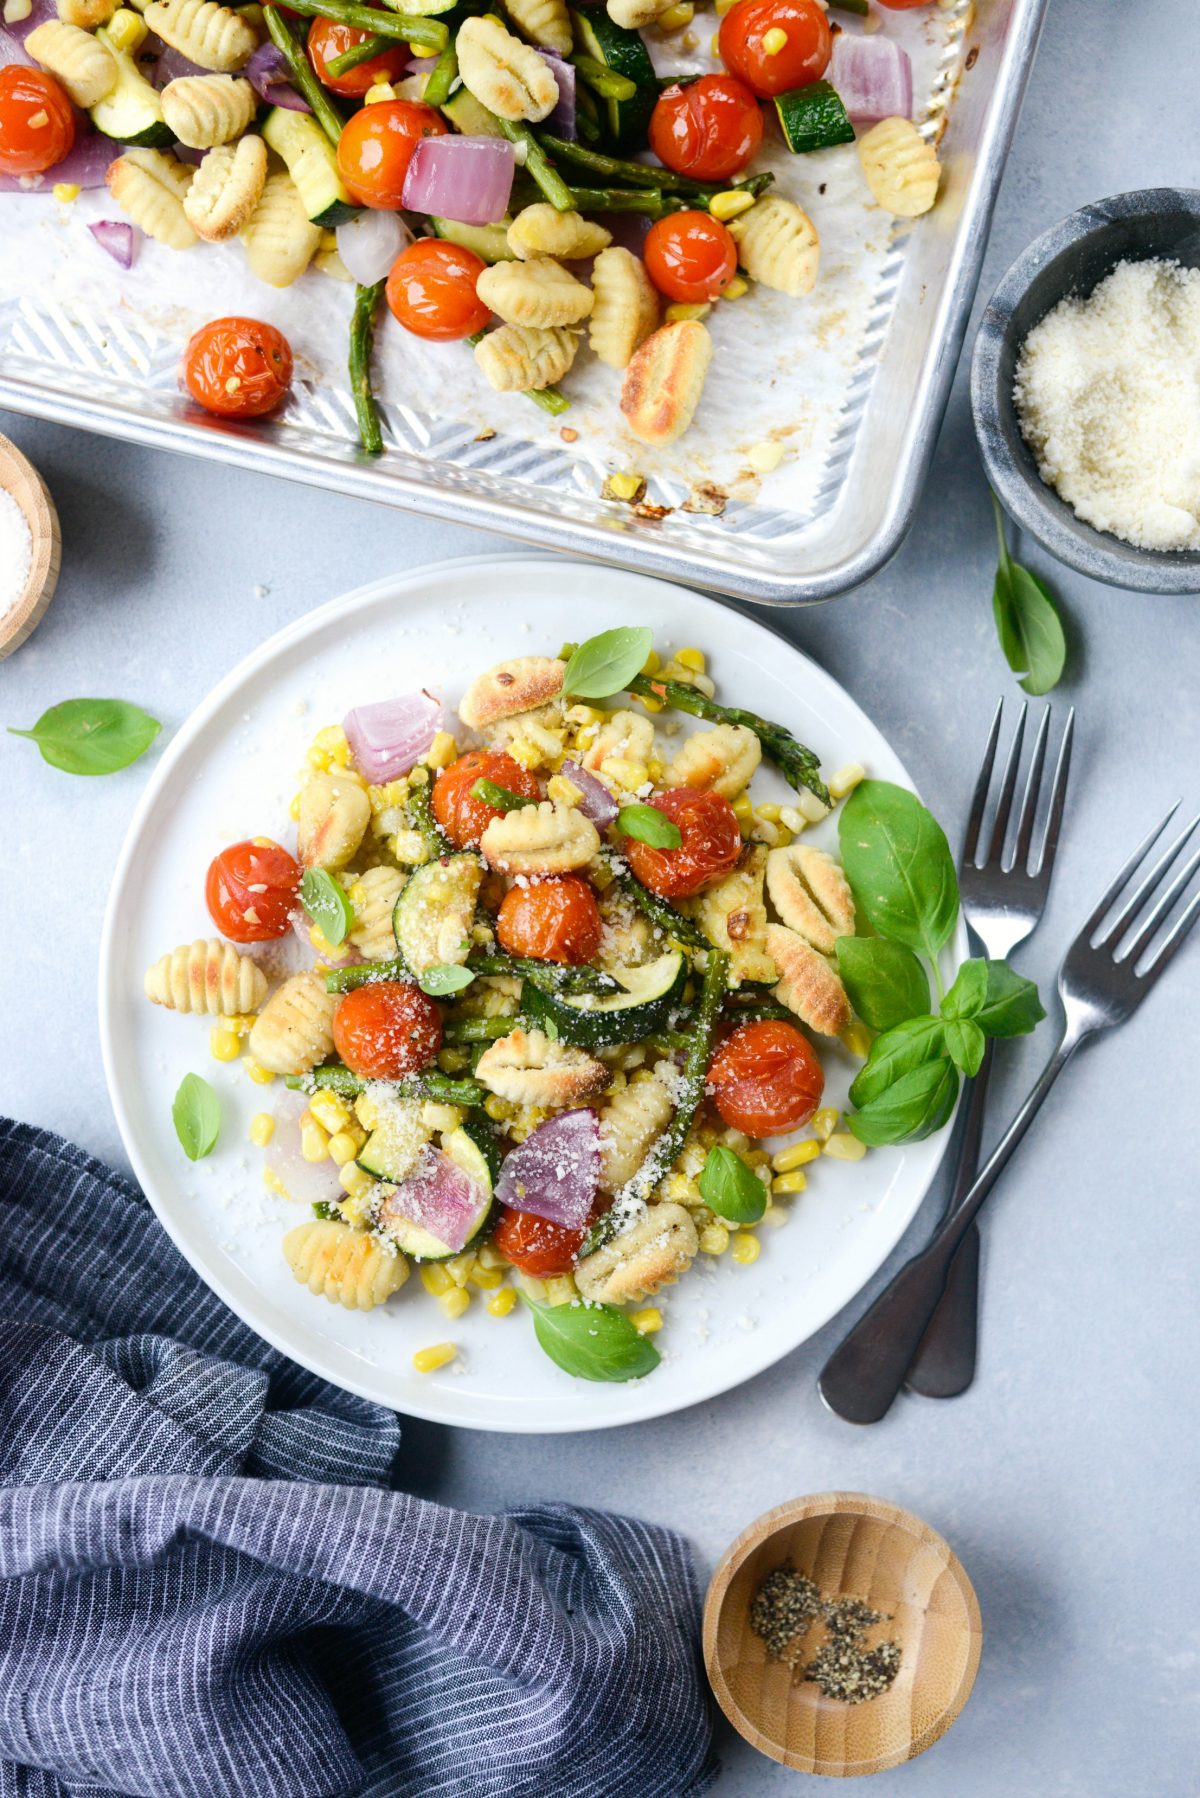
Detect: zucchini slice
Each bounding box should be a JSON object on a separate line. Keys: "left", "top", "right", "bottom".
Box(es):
{"left": 523, "top": 950, "right": 686, "bottom": 1047}
{"left": 391, "top": 853, "right": 483, "bottom": 977}
{"left": 440, "top": 88, "right": 506, "bottom": 138}
{"left": 90, "top": 34, "right": 172, "bottom": 147}
{"left": 378, "top": 1121, "right": 497, "bottom": 1262}
{"left": 262, "top": 106, "right": 357, "bottom": 227}
{"left": 356, "top": 1094, "right": 430, "bottom": 1184}
{"left": 569, "top": 9, "right": 656, "bottom": 151}
{"left": 431, "top": 217, "right": 518, "bottom": 263}
{"left": 774, "top": 81, "right": 855, "bottom": 155}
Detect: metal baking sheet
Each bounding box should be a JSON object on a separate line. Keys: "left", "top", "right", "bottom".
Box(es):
{"left": 0, "top": 0, "right": 1046, "bottom": 604}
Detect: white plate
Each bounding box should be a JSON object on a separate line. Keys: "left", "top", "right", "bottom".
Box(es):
{"left": 100, "top": 557, "right": 965, "bottom": 1433}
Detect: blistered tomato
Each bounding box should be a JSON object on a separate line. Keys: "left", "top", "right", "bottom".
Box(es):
{"left": 707, "top": 1019, "right": 824, "bottom": 1135}
{"left": 336, "top": 99, "right": 447, "bottom": 208}
{"left": 332, "top": 981, "right": 443, "bottom": 1080}
{"left": 182, "top": 317, "right": 293, "bottom": 419}
{"left": 621, "top": 787, "right": 743, "bottom": 898}
{"left": 432, "top": 749, "right": 541, "bottom": 846}
{"left": 496, "top": 875, "right": 603, "bottom": 965}
{"left": 205, "top": 839, "right": 301, "bottom": 942}
{"left": 644, "top": 212, "right": 739, "bottom": 304}
{"left": 307, "top": 17, "right": 408, "bottom": 96}
{"left": 649, "top": 75, "right": 763, "bottom": 184}
{"left": 718, "top": 0, "right": 831, "bottom": 99}
{"left": 493, "top": 1203, "right": 601, "bottom": 1276}
{"left": 385, "top": 238, "right": 491, "bottom": 341}
{"left": 0, "top": 66, "right": 74, "bottom": 177}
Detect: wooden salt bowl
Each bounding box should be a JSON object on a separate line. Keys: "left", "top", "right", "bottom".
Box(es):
{"left": 0, "top": 433, "right": 61, "bottom": 661}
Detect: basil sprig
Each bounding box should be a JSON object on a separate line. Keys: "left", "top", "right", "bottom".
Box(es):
{"left": 699, "top": 1145, "right": 767, "bottom": 1224}
{"left": 7, "top": 698, "right": 161, "bottom": 775}
{"left": 619, "top": 803, "right": 682, "bottom": 849}
{"left": 836, "top": 937, "right": 929, "bottom": 1032}
{"left": 300, "top": 867, "right": 354, "bottom": 948}
{"left": 524, "top": 1295, "right": 660, "bottom": 1382}
{"left": 172, "top": 1073, "right": 221, "bottom": 1162}
{"left": 992, "top": 493, "right": 1067, "bottom": 696}
{"left": 562, "top": 626, "right": 654, "bottom": 700}
{"left": 419, "top": 962, "right": 476, "bottom": 997}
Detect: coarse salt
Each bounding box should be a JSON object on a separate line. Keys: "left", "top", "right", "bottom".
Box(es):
{"left": 0, "top": 488, "right": 33, "bottom": 617}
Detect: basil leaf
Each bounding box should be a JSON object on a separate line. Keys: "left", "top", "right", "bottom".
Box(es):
{"left": 172, "top": 1073, "right": 221, "bottom": 1162}
{"left": 7, "top": 698, "right": 161, "bottom": 776}
{"left": 698, "top": 1144, "right": 767, "bottom": 1224}
{"left": 944, "top": 1018, "right": 986, "bottom": 1077}
{"left": 974, "top": 960, "right": 1046, "bottom": 1037}
{"left": 849, "top": 1015, "right": 945, "bottom": 1109}
{"left": 940, "top": 957, "right": 989, "bottom": 1021}
{"left": 525, "top": 1296, "right": 660, "bottom": 1382}
{"left": 300, "top": 868, "right": 354, "bottom": 948}
{"left": 470, "top": 777, "right": 536, "bottom": 812}
{"left": 836, "top": 936, "right": 930, "bottom": 1031}
{"left": 562, "top": 627, "right": 654, "bottom": 700}
{"left": 992, "top": 494, "right": 1067, "bottom": 697}
{"left": 619, "top": 804, "right": 682, "bottom": 850}
{"left": 847, "top": 1057, "right": 959, "bottom": 1147}
{"left": 419, "top": 963, "right": 476, "bottom": 997}
{"left": 838, "top": 780, "right": 959, "bottom": 963}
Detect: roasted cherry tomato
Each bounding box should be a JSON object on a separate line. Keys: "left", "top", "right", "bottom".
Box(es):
{"left": 718, "top": 0, "right": 831, "bottom": 98}
{"left": 182, "top": 317, "right": 293, "bottom": 419}
{"left": 707, "top": 1019, "right": 824, "bottom": 1136}
{"left": 497, "top": 874, "right": 603, "bottom": 965}
{"left": 336, "top": 98, "right": 447, "bottom": 208}
{"left": 644, "top": 211, "right": 739, "bottom": 304}
{"left": 432, "top": 749, "right": 541, "bottom": 847}
{"left": 493, "top": 1202, "right": 601, "bottom": 1277}
{"left": 385, "top": 238, "right": 491, "bottom": 342}
{"left": 0, "top": 65, "right": 75, "bottom": 177}
{"left": 205, "top": 839, "right": 301, "bottom": 942}
{"left": 877, "top": 0, "right": 934, "bottom": 8}
{"left": 332, "top": 981, "right": 443, "bottom": 1080}
{"left": 307, "top": 16, "right": 408, "bottom": 95}
{"left": 649, "top": 75, "right": 763, "bottom": 184}
{"left": 622, "top": 787, "right": 742, "bottom": 899}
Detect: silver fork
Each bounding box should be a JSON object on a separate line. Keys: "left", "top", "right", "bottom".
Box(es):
{"left": 904, "top": 700, "right": 1074, "bottom": 1399}
{"left": 818, "top": 803, "right": 1200, "bottom": 1425}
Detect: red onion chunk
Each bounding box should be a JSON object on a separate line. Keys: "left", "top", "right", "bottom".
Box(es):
{"left": 149, "top": 40, "right": 209, "bottom": 85}
{"left": 560, "top": 760, "right": 619, "bottom": 827}
{"left": 538, "top": 50, "right": 577, "bottom": 142}
{"left": 343, "top": 690, "right": 442, "bottom": 784}
{"left": 3, "top": 0, "right": 53, "bottom": 45}
{"left": 0, "top": 24, "right": 33, "bottom": 66}
{"left": 829, "top": 33, "right": 912, "bottom": 123}
{"left": 336, "top": 208, "right": 411, "bottom": 286}
{"left": 88, "top": 219, "right": 135, "bottom": 268}
{"left": 266, "top": 1094, "right": 346, "bottom": 1206}
{"left": 496, "top": 1108, "right": 600, "bottom": 1230}
{"left": 0, "top": 129, "right": 118, "bottom": 192}
{"left": 401, "top": 134, "right": 515, "bottom": 226}
{"left": 380, "top": 1148, "right": 483, "bottom": 1253}
{"left": 244, "top": 39, "right": 312, "bottom": 112}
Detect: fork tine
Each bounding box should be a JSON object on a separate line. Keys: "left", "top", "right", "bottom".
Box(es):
{"left": 989, "top": 702, "right": 1027, "bottom": 867}
{"left": 1140, "top": 885, "right": 1200, "bottom": 983}
{"left": 1079, "top": 804, "right": 1179, "bottom": 940}
{"left": 1096, "top": 814, "right": 1199, "bottom": 950}
{"left": 1013, "top": 706, "right": 1051, "bottom": 872}
{"left": 1120, "top": 839, "right": 1200, "bottom": 966}
{"left": 963, "top": 699, "right": 1004, "bottom": 866}
{"left": 1034, "top": 707, "right": 1074, "bottom": 879}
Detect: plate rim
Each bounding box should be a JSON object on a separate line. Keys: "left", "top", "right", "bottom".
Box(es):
{"left": 99, "top": 553, "right": 965, "bottom": 1432}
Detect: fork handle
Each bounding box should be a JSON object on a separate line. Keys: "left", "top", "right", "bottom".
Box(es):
{"left": 818, "top": 1027, "right": 1082, "bottom": 1425}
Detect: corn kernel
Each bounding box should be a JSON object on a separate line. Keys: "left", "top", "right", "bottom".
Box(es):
{"left": 732, "top": 1232, "right": 761, "bottom": 1265}
{"left": 762, "top": 25, "right": 788, "bottom": 52}
{"left": 308, "top": 924, "right": 344, "bottom": 960}
{"left": 476, "top": 1241, "right": 509, "bottom": 1272}
{"left": 209, "top": 1027, "right": 241, "bottom": 1063}
{"left": 631, "top": 1306, "right": 664, "bottom": 1334}
{"left": 300, "top": 1115, "right": 330, "bottom": 1162}
{"left": 287, "top": 789, "right": 301, "bottom": 820}
{"left": 772, "top": 1170, "right": 808, "bottom": 1195}
{"left": 722, "top": 276, "right": 751, "bottom": 302}
{"left": 547, "top": 774, "right": 582, "bottom": 807}
{"left": 446, "top": 1251, "right": 476, "bottom": 1288}
{"left": 840, "top": 1021, "right": 873, "bottom": 1059}
{"left": 647, "top": 756, "right": 666, "bottom": 782}
{"left": 439, "top": 1048, "right": 469, "bottom": 1074}
{"left": 714, "top": 0, "right": 738, "bottom": 14}
{"left": 665, "top": 301, "right": 711, "bottom": 323}
{"left": 779, "top": 804, "right": 805, "bottom": 834}
{"left": 773, "top": 1138, "right": 820, "bottom": 1172}
{"left": 608, "top": 471, "right": 642, "bottom": 501}
{"left": 412, "top": 1342, "right": 457, "bottom": 1373}
{"left": 263, "top": 1168, "right": 290, "bottom": 1200}
{"left": 424, "top": 729, "right": 457, "bottom": 770}
{"left": 441, "top": 1286, "right": 471, "bottom": 1320}
{"left": 248, "top": 1112, "right": 275, "bottom": 1148}
{"left": 825, "top": 1132, "right": 867, "bottom": 1162}
{"left": 656, "top": 0, "right": 692, "bottom": 26}
{"left": 308, "top": 1091, "right": 350, "bottom": 1135}
{"left": 762, "top": 1203, "right": 788, "bottom": 1228}
{"left": 420, "top": 1263, "right": 455, "bottom": 1297}
{"left": 306, "top": 745, "right": 331, "bottom": 771}
{"left": 339, "top": 1160, "right": 373, "bottom": 1199}
{"left": 748, "top": 439, "right": 785, "bottom": 474}
{"left": 732, "top": 793, "right": 754, "bottom": 832}
{"left": 327, "top": 1130, "right": 361, "bottom": 1167}
{"left": 757, "top": 801, "right": 782, "bottom": 824}
{"left": 487, "top": 1286, "right": 517, "bottom": 1318}
{"left": 364, "top": 81, "right": 396, "bottom": 105}
{"left": 107, "top": 6, "right": 147, "bottom": 50}
{"left": 640, "top": 649, "right": 660, "bottom": 675}
{"left": 52, "top": 182, "right": 80, "bottom": 203}
{"left": 699, "top": 1223, "right": 730, "bottom": 1256}
{"left": 829, "top": 762, "right": 867, "bottom": 800}
{"left": 797, "top": 790, "right": 831, "bottom": 824}
{"left": 812, "top": 1107, "right": 840, "bottom": 1141}
{"left": 469, "top": 1264, "right": 503, "bottom": 1290}
{"left": 709, "top": 189, "right": 755, "bottom": 224}
{"left": 600, "top": 755, "right": 649, "bottom": 791}
{"left": 710, "top": 30, "right": 721, "bottom": 54}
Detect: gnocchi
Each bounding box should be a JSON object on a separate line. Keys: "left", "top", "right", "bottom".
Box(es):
{"left": 161, "top": 73, "right": 257, "bottom": 149}
{"left": 475, "top": 257, "right": 595, "bottom": 329}
{"left": 142, "top": 0, "right": 255, "bottom": 71}
{"left": 474, "top": 324, "right": 578, "bottom": 395}
{"left": 144, "top": 938, "right": 267, "bottom": 1016}
{"left": 858, "top": 116, "right": 941, "bottom": 218}
{"left": 475, "top": 1027, "right": 609, "bottom": 1107}
{"left": 106, "top": 148, "right": 196, "bottom": 251}
{"left": 456, "top": 15, "right": 558, "bottom": 122}
{"left": 26, "top": 21, "right": 115, "bottom": 107}
{"left": 248, "top": 971, "right": 338, "bottom": 1075}
{"left": 507, "top": 205, "right": 611, "bottom": 263}
{"left": 240, "top": 170, "right": 322, "bottom": 288}
{"left": 589, "top": 246, "right": 661, "bottom": 370}
{"left": 480, "top": 798, "right": 600, "bottom": 873}
{"left": 728, "top": 195, "right": 820, "bottom": 298}
{"left": 620, "top": 319, "right": 713, "bottom": 447}
{"left": 282, "top": 1219, "right": 410, "bottom": 1310}
{"left": 183, "top": 135, "right": 266, "bottom": 243}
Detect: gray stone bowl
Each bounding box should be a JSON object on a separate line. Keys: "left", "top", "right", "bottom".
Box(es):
{"left": 971, "top": 188, "right": 1200, "bottom": 594}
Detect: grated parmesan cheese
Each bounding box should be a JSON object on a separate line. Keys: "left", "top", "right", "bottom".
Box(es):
{"left": 1013, "top": 258, "right": 1200, "bottom": 551}
{"left": 0, "top": 487, "right": 32, "bottom": 617}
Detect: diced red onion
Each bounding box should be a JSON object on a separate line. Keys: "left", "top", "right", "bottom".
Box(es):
{"left": 495, "top": 1109, "right": 600, "bottom": 1230}
{"left": 88, "top": 218, "right": 135, "bottom": 268}
{"left": 407, "top": 54, "right": 437, "bottom": 75}
{"left": 0, "top": 24, "right": 33, "bottom": 66}
{"left": 379, "top": 1147, "right": 484, "bottom": 1253}
{"left": 2, "top": 0, "right": 54, "bottom": 46}
{"left": 400, "top": 134, "right": 515, "bottom": 226}
{"left": 0, "top": 129, "right": 118, "bottom": 192}
{"left": 266, "top": 1093, "right": 346, "bottom": 1206}
{"left": 149, "top": 39, "right": 209, "bottom": 85}
{"left": 561, "top": 760, "right": 619, "bottom": 827}
{"left": 244, "top": 39, "right": 311, "bottom": 113}
{"left": 829, "top": 33, "right": 912, "bottom": 123}
{"left": 343, "top": 690, "right": 442, "bottom": 784}
{"left": 336, "top": 209, "right": 411, "bottom": 286}
{"left": 172, "top": 142, "right": 206, "bottom": 165}
{"left": 538, "top": 50, "right": 577, "bottom": 142}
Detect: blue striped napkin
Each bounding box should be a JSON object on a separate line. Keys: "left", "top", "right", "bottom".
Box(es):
{"left": 0, "top": 1121, "right": 716, "bottom": 1798}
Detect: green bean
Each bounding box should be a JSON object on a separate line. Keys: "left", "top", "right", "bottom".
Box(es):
{"left": 829, "top": 0, "right": 869, "bottom": 14}
{"left": 270, "top": 0, "right": 449, "bottom": 51}
{"left": 422, "top": 38, "right": 458, "bottom": 106}
{"left": 564, "top": 184, "right": 684, "bottom": 219}
{"left": 263, "top": 7, "right": 346, "bottom": 149}
{"left": 324, "top": 959, "right": 408, "bottom": 994}
{"left": 325, "top": 33, "right": 392, "bottom": 78}
{"left": 349, "top": 280, "right": 385, "bottom": 457}
{"left": 603, "top": 853, "right": 711, "bottom": 951}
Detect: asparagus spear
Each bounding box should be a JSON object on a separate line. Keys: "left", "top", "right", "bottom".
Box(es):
{"left": 537, "top": 133, "right": 774, "bottom": 202}
{"left": 263, "top": 7, "right": 346, "bottom": 149}
{"left": 326, "top": 33, "right": 392, "bottom": 78}
{"left": 600, "top": 849, "right": 712, "bottom": 951}
{"left": 406, "top": 777, "right": 452, "bottom": 855}
{"left": 564, "top": 184, "right": 685, "bottom": 218}
{"left": 470, "top": 776, "right": 537, "bottom": 810}
{"left": 570, "top": 53, "right": 637, "bottom": 103}
{"left": 466, "top": 949, "right": 619, "bottom": 996}
{"left": 349, "top": 280, "right": 385, "bottom": 457}
{"left": 495, "top": 117, "right": 573, "bottom": 210}
{"left": 443, "top": 1014, "right": 524, "bottom": 1043}
{"left": 287, "top": 1067, "right": 484, "bottom": 1106}
{"left": 271, "top": 0, "right": 449, "bottom": 51}
{"left": 422, "top": 39, "right": 458, "bottom": 106}
{"left": 627, "top": 673, "right": 831, "bottom": 808}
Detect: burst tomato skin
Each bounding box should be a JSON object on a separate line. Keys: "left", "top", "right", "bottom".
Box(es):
{"left": 496, "top": 875, "right": 603, "bottom": 965}
{"left": 432, "top": 750, "right": 541, "bottom": 847}
{"left": 307, "top": 17, "right": 408, "bottom": 95}
{"left": 493, "top": 1203, "right": 599, "bottom": 1276}
{"left": 707, "top": 1019, "right": 824, "bottom": 1135}
{"left": 332, "top": 981, "right": 443, "bottom": 1080}
{"left": 385, "top": 238, "right": 491, "bottom": 341}
{"left": 649, "top": 75, "right": 763, "bottom": 183}
{"left": 623, "top": 787, "right": 743, "bottom": 898}
{"left": 0, "top": 66, "right": 74, "bottom": 176}
{"left": 205, "top": 839, "right": 301, "bottom": 942}
{"left": 644, "top": 211, "right": 738, "bottom": 304}
{"left": 183, "top": 317, "right": 293, "bottom": 419}
{"left": 336, "top": 99, "right": 447, "bottom": 208}
{"left": 718, "top": 0, "right": 831, "bottom": 98}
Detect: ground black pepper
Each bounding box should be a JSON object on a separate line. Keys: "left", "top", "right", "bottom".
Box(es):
{"left": 748, "top": 1564, "right": 902, "bottom": 1705}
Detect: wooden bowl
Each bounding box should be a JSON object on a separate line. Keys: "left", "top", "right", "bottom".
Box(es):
{"left": 703, "top": 1492, "right": 982, "bottom": 1779}
{"left": 0, "top": 433, "right": 61, "bottom": 661}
